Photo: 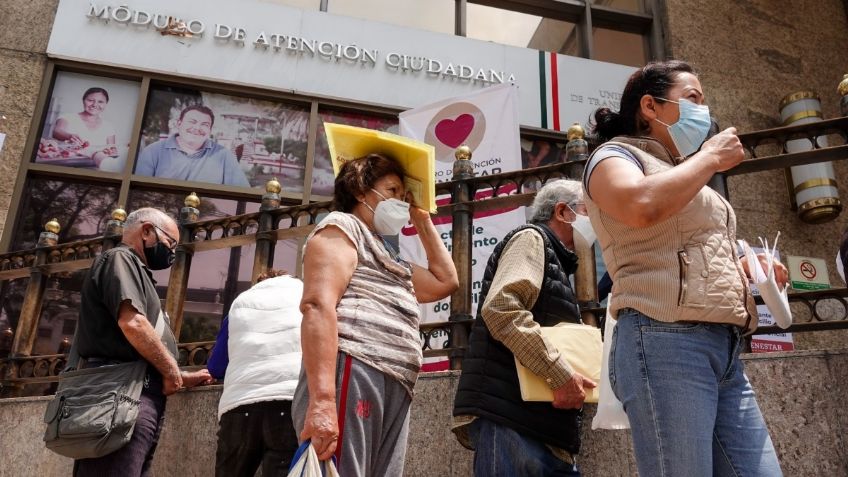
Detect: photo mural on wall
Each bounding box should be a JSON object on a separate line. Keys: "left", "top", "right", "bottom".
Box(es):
{"left": 136, "top": 85, "right": 310, "bottom": 192}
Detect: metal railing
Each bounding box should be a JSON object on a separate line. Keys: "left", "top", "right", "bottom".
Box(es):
{"left": 1, "top": 118, "right": 848, "bottom": 394}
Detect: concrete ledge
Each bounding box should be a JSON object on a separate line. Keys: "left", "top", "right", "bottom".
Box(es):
{"left": 1, "top": 349, "right": 846, "bottom": 476}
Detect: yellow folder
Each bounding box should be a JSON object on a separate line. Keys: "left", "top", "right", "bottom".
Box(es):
{"left": 324, "top": 123, "right": 437, "bottom": 213}
{"left": 514, "top": 323, "right": 603, "bottom": 404}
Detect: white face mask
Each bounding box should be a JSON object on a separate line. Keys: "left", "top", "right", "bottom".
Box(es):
{"left": 365, "top": 189, "right": 410, "bottom": 236}
{"left": 567, "top": 204, "right": 596, "bottom": 245}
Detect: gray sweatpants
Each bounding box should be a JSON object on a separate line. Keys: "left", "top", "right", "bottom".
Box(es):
{"left": 292, "top": 351, "right": 412, "bottom": 477}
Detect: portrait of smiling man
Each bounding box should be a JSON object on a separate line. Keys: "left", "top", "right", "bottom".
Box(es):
{"left": 135, "top": 104, "right": 251, "bottom": 187}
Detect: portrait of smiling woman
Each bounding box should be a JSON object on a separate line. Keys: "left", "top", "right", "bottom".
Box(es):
{"left": 35, "top": 72, "right": 140, "bottom": 172}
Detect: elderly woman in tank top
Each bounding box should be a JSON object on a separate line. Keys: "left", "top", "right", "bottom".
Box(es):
{"left": 292, "top": 138, "right": 458, "bottom": 476}
{"left": 583, "top": 60, "right": 789, "bottom": 476}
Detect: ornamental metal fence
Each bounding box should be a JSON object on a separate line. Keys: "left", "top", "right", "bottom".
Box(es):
{"left": 1, "top": 117, "right": 847, "bottom": 396}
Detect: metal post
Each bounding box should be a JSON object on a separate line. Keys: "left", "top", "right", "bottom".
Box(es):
{"left": 11, "top": 219, "right": 58, "bottom": 357}
{"left": 103, "top": 206, "right": 127, "bottom": 250}
{"left": 564, "top": 125, "right": 600, "bottom": 326}
{"left": 449, "top": 145, "right": 475, "bottom": 370}
{"left": 573, "top": 239, "right": 599, "bottom": 327}
{"left": 564, "top": 123, "right": 589, "bottom": 179}
{"left": 4, "top": 219, "right": 58, "bottom": 393}
{"left": 165, "top": 193, "right": 199, "bottom": 339}
{"left": 253, "top": 178, "right": 281, "bottom": 282}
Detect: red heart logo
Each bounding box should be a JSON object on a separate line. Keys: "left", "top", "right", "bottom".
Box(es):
{"left": 434, "top": 114, "right": 475, "bottom": 148}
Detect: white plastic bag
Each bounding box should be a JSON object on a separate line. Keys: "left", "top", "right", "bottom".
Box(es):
{"left": 287, "top": 441, "right": 340, "bottom": 477}
{"left": 739, "top": 234, "right": 792, "bottom": 329}
{"left": 591, "top": 304, "right": 630, "bottom": 430}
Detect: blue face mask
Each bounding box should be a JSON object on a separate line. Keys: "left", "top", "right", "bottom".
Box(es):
{"left": 654, "top": 98, "right": 711, "bottom": 158}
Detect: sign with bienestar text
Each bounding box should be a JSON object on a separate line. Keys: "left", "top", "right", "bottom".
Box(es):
{"left": 48, "top": 0, "right": 635, "bottom": 130}
{"left": 787, "top": 255, "right": 831, "bottom": 290}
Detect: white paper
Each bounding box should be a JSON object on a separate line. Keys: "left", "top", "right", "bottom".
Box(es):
{"left": 836, "top": 251, "right": 845, "bottom": 284}
{"left": 591, "top": 303, "right": 630, "bottom": 430}
{"left": 0, "top": 133, "right": 6, "bottom": 155}
{"left": 739, "top": 234, "right": 792, "bottom": 329}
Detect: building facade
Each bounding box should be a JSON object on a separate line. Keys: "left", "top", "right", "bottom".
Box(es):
{"left": 0, "top": 0, "right": 846, "bottom": 354}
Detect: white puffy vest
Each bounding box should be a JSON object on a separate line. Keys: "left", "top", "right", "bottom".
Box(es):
{"left": 217, "top": 275, "right": 303, "bottom": 420}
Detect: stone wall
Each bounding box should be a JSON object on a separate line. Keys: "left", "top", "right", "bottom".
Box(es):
{"left": 1, "top": 349, "right": 846, "bottom": 476}
{"left": 0, "top": 0, "right": 58, "bottom": 241}
{"left": 661, "top": 0, "right": 848, "bottom": 350}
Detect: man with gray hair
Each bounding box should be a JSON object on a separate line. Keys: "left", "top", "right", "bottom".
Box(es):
{"left": 452, "top": 179, "right": 596, "bottom": 476}
{"left": 73, "top": 207, "right": 211, "bottom": 476}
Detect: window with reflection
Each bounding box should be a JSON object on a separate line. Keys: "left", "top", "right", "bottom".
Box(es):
{"left": 136, "top": 85, "right": 310, "bottom": 192}
{"left": 311, "top": 109, "right": 398, "bottom": 197}
{"left": 127, "top": 189, "right": 261, "bottom": 302}
{"left": 467, "top": 4, "right": 580, "bottom": 55}
{"left": 328, "top": 0, "right": 455, "bottom": 35}
{"left": 592, "top": 28, "right": 647, "bottom": 67}
{"left": 34, "top": 72, "right": 140, "bottom": 173}
{"left": 34, "top": 270, "right": 86, "bottom": 356}
{"left": 178, "top": 237, "right": 300, "bottom": 343}
{"left": 272, "top": 239, "right": 300, "bottom": 277}
{"left": 180, "top": 243, "right": 255, "bottom": 343}
{"left": 521, "top": 137, "right": 567, "bottom": 169}
{"left": 11, "top": 178, "right": 119, "bottom": 250}
{"left": 0, "top": 278, "right": 29, "bottom": 355}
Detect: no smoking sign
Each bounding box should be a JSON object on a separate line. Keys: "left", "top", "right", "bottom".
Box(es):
{"left": 787, "top": 255, "right": 831, "bottom": 290}
{"left": 799, "top": 261, "right": 817, "bottom": 280}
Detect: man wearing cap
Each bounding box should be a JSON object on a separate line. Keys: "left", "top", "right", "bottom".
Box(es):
{"left": 452, "top": 179, "right": 596, "bottom": 476}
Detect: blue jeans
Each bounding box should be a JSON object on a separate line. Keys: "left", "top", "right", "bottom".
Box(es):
{"left": 468, "top": 417, "right": 580, "bottom": 477}
{"left": 610, "top": 308, "right": 782, "bottom": 477}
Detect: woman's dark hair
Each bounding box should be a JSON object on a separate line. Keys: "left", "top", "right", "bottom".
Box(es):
{"left": 591, "top": 60, "right": 696, "bottom": 141}
{"left": 82, "top": 87, "right": 109, "bottom": 102}
{"left": 333, "top": 153, "right": 405, "bottom": 213}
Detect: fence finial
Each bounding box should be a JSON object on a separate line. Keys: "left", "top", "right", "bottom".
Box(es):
{"left": 181, "top": 192, "right": 200, "bottom": 224}
{"left": 262, "top": 178, "right": 282, "bottom": 211}
{"left": 106, "top": 206, "right": 127, "bottom": 237}
{"left": 44, "top": 218, "right": 60, "bottom": 234}
{"left": 453, "top": 144, "right": 474, "bottom": 180}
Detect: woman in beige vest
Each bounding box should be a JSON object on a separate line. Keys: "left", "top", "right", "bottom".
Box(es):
{"left": 583, "top": 60, "right": 788, "bottom": 476}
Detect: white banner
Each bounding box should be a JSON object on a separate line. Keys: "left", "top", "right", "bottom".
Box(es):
{"left": 399, "top": 84, "right": 526, "bottom": 370}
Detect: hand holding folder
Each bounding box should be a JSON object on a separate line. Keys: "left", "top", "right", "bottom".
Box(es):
{"left": 514, "top": 322, "right": 603, "bottom": 404}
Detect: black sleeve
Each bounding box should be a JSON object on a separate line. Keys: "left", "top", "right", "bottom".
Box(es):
{"left": 97, "top": 250, "right": 149, "bottom": 321}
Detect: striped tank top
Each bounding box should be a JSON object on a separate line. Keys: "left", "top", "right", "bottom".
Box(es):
{"left": 305, "top": 212, "right": 421, "bottom": 396}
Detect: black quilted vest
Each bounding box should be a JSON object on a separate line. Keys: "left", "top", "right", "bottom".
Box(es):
{"left": 453, "top": 224, "right": 583, "bottom": 453}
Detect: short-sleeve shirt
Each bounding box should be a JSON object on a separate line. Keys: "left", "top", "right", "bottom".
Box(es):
{"left": 135, "top": 135, "right": 251, "bottom": 187}
{"left": 77, "top": 244, "right": 178, "bottom": 363}
{"left": 304, "top": 212, "right": 421, "bottom": 396}
{"left": 582, "top": 144, "right": 644, "bottom": 200}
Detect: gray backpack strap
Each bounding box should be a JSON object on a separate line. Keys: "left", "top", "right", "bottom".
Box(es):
{"left": 154, "top": 310, "right": 166, "bottom": 338}
{"left": 64, "top": 329, "right": 83, "bottom": 372}
{"left": 65, "top": 309, "right": 168, "bottom": 372}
